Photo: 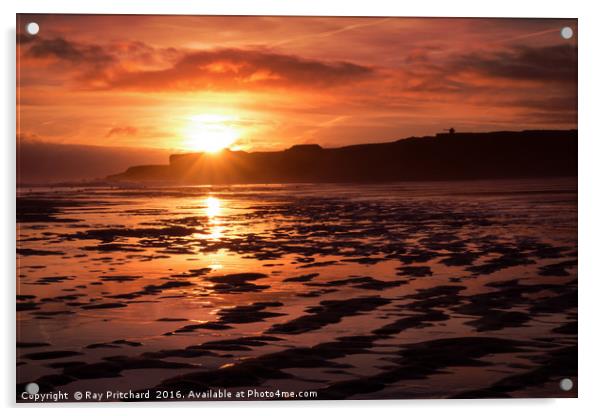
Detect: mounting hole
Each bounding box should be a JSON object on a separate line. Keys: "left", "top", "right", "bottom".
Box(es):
{"left": 25, "top": 22, "right": 39, "bottom": 36}
{"left": 25, "top": 382, "right": 39, "bottom": 394}
{"left": 560, "top": 26, "right": 573, "bottom": 40}
{"left": 559, "top": 378, "right": 574, "bottom": 391}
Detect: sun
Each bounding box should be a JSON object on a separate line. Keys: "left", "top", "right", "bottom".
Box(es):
{"left": 183, "top": 114, "right": 240, "bottom": 153}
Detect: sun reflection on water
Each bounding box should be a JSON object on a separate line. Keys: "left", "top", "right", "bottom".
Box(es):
{"left": 205, "top": 196, "right": 221, "bottom": 218}
{"left": 205, "top": 196, "right": 224, "bottom": 240}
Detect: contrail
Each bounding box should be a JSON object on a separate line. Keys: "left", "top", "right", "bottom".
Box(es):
{"left": 269, "top": 17, "right": 394, "bottom": 48}
{"left": 494, "top": 27, "right": 568, "bottom": 44}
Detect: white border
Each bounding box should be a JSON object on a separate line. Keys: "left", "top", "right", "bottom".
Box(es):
{"left": 3, "top": 1, "right": 601, "bottom": 414}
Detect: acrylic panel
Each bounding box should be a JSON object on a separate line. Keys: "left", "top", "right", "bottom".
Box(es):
{"left": 16, "top": 14, "right": 577, "bottom": 402}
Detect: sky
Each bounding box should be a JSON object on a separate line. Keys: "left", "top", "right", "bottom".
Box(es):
{"left": 16, "top": 15, "right": 577, "bottom": 180}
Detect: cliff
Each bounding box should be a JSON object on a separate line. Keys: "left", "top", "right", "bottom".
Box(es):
{"left": 106, "top": 130, "right": 578, "bottom": 184}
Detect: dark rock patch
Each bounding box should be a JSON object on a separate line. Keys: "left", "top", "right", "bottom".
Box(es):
{"left": 191, "top": 336, "right": 282, "bottom": 351}
{"left": 171, "top": 268, "right": 212, "bottom": 278}
{"left": 467, "top": 253, "right": 535, "bottom": 275}
{"left": 22, "top": 350, "right": 82, "bottom": 360}
{"left": 373, "top": 310, "right": 449, "bottom": 336}
{"left": 206, "top": 273, "right": 269, "bottom": 293}
{"left": 396, "top": 266, "right": 432, "bottom": 277}
{"left": 81, "top": 302, "right": 127, "bottom": 310}
{"left": 17, "top": 302, "right": 39, "bottom": 312}
{"left": 465, "top": 310, "right": 531, "bottom": 332}
{"left": 268, "top": 297, "right": 390, "bottom": 335}
{"left": 99, "top": 275, "right": 142, "bottom": 282}
{"left": 17, "top": 248, "right": 65, "bottom": 256}
{"left": 539, "top": 259, "right": 577, "bottom": 277}
{"left": 283, "top": 273, "right": 319, "bottom": 283}
{"left": 17, "top": 341, "right": 51, "bottom": 348}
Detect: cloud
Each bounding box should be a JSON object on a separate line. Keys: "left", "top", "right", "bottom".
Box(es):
{"left": 19, "top": 36, "right": 374, "bottom": 92}
{"left": 457, "top": 44, "right": 577, "bottom": 83}
{"left": 20, "top": 35, "right": 574, "bottom": 97}
{"left": 510, "top": 95, "right": 576, "bottom": 112}
{"left": 104, "top": 48, "right": 374, "bottom": 91}
{"left": 25, "top": 36, "right": 115, "bottom": 67}
{"left": 16, "top": 33, "right": 35, "bottom": 45}
{"left": 105, "top": 125, "right": 138, "bottom": 138}
{"left": 522, "top": 110, "right": 577, "bottom": 125}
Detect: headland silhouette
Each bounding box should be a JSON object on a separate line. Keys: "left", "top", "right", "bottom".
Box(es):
{"left": 107, "top": 130, "right": 577, "bottom": 184}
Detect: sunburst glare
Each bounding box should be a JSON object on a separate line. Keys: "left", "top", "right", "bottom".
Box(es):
{"left": 183, "top": 114, "right": 240, "bottom": 153}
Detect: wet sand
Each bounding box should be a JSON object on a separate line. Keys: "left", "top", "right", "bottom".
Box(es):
{"left": 16, "top": 179, "right": 577, "bottom": 401}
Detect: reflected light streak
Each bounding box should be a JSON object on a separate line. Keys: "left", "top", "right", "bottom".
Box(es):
{"left": 205, "top": 196, "right": 221, "bottom": 218}
{"left": 204, "top": 196, "right": 223, "bottom": 241}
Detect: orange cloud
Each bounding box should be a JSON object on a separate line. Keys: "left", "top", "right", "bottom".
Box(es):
{"left": 105, "top": 125, "right": 138, "bottom": 138}
{"left": 20, "top": 37, "right": 374, "bottom": 92}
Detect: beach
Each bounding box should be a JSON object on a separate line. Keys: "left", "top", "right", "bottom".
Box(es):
{"left": 16, "top": 178, "right": 577, "bottom": 400}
